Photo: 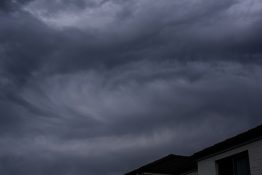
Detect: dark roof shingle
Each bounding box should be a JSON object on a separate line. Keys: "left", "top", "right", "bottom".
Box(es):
{"left": 193, "top": 124, "right": 262, "bottom": 160}
{"left": 125, "top": 154, "right": 197, "bottom": 175}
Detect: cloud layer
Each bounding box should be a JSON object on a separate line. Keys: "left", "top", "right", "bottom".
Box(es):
{"left": 0, "top": 0, "right": 262, "bottom": 174}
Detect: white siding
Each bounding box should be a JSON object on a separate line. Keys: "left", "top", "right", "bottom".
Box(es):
{"left": 198, "top": 139, "right": 262, "bottom": 175}
{"left": 249, "top": 140, "right": 262, "bottom": 175}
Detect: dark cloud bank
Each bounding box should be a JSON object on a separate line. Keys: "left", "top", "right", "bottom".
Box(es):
{"left": 0, "top": 0, "right": 262, "bottom": 174}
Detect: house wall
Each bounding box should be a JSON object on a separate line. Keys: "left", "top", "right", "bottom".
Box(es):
{"left": 197, "top": 139, "right": 262, "bottom": 175}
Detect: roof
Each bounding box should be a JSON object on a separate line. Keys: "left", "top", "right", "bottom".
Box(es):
{"left": 125, "top": 154, "right": 197, "bottom": 175}
{"left": 193, "top": 124, "right": 262, "bottom": 160}
{"left": 125, "top": 124, "right": 262, "bottom": 174}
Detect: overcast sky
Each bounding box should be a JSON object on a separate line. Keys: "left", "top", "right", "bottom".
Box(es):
{"left": 0, "top": 0, "right": 262, "bottom": 174}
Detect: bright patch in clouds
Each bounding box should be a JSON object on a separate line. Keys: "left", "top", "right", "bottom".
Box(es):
{"left": 23, "top": 0, "right": 124, "bottom": 29}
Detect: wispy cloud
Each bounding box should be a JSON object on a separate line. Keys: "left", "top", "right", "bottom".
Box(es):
{"left": 0, "top": 0, "right": 262, "bottom": 174}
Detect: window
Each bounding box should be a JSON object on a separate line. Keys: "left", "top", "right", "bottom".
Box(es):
{"left": 216, "top": 151, "right": 251, "bottom": 175}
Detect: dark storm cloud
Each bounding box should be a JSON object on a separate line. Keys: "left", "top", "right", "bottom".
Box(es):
{"left": 1, "top": 0, "right": 262, "bottom": 175}
{"left": 2, "top": 0, "right": 262, "bottom": 76}
{"left": 0, "top": 0, "right": 33, "bottom": 12}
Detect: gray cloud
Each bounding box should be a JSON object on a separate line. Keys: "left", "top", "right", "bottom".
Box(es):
{"left": 0, "top": 0, "right": 262, "bottom": 174}
{"left": 0, "top": 0, "right": 33, "bottom": 12}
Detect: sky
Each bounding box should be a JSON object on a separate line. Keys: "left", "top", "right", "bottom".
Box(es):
{"left": 0, "top": 0, "right": 262, "bottom": 174}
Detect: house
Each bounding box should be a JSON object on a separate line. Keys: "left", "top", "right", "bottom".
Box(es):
{"left": 125, "top": 124, "right": 262, "bottom": 175}
{"left": 125, "top": 154, "right": 197, "bottom": 175}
